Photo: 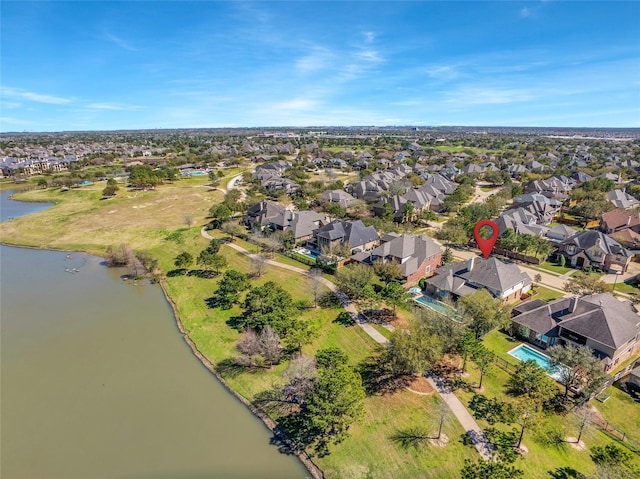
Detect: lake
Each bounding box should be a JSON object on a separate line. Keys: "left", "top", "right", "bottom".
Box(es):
{"left": 0, "top": 192, "right": 307, "bottom": 479}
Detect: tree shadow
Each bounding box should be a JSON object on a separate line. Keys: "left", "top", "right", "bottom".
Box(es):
{"left": 204, "top": 295, "right": 233, "bottom": 310}
{"left": 215, "top": 358, "right": 245, "bottom": 379}
{"left": 167, "top": 269, "right": 187, "bottom": 277}
{"left": 187, "top": 269, "right": 219, "bottom": 279}
{"left": 332, "top": 311, "right": 355, "bottom": 326}
{"left": 358, "top": 353, "right": 414, "bottom": 396}
{"left": 390, "top": 427, "right": 431, "bottom": 449}
{"left": 225, "top": 315, "right": 245, "bottom": 330}
{"left": 547, "top": 467, "right": 585, "bottom": 479}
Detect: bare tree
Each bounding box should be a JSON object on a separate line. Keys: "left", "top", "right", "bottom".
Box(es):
{"left": 251, "top": 253, "right": 268, "bottom": 277}
{"left": 433, "top": 398, "right": 451, "bottom": 441}
{"left": 309, "top": 267, "right": 323, "bottom": 308}
{"left": 259, "top": 326, "right": 282, "bottom": 367}
{"left": 184, "top": 214, "right": 194, "bottom": 229}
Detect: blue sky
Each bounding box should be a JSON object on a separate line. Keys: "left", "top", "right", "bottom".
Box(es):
{"left": 2, "top": 1, "right": 639, "bottom": 131}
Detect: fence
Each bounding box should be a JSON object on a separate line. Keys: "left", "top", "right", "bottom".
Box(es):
{"left": 493, "top": 353, "right": 639, "bottom": 452}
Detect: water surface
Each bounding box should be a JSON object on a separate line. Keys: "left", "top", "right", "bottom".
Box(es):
{"left": 1, "top": 193, "right": 306, "bottom": 479}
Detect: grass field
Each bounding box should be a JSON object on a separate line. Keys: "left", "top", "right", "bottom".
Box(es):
{"left": 537, "top": 261, "right": 575, "bottom": 275}
{"left": 4, "top": 181, "right": 639, "bottom": 478}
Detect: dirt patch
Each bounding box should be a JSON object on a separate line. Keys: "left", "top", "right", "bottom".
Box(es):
{"left": 565, "top": 437, "right": 586, "bottom": 450}
{"left": 407, "top": 375, "right": 435, "bottom": 395}
{"left": 430, "top": 433, "right": 450, "bottom": 447}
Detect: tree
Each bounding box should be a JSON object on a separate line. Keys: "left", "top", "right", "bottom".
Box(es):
{"left": 241, "top": 281, "right": 299, "bottom": 336}
{"left": 591, "top": 442, "right": 632, "bottom": 469}
{"left": 386, "top": 320, "right": 443, "bottom": 376}
{"left": 184, "top": 215, "right": 194, "bottom": 229}
{"left": 206, "top": 238, "right": 221, "bottom": 254}
{"left": 284, "top": 320, "right": 315, "bottom": 353}
{"left": 209, "top": 204, "right": 231, "bottom": 223}
{"left": 334, "top": 263, "right": 375, "bottom": 300}
{"left": 220, "top": 221, "right": 246, "bottom": 240}
{"left": 381, "top": 282, "right": 409, "bottom": 314}
{"left": 558, "top": 254, "right": 566, "bottom": 267}
{"left": 506, "top": 360, "right": 557, "bottom": 406}
{"left": 308, "top": 267, "right": 323, "bottom": 308}
{"left": 283, "top": 354, "right": 317, "bottom": 406}
{"left": 471, "top": 343, "right": 495, "bottom": 389}
{"left": 102, "top": 184, "right": 119, "bottom": 197}
{"left": 251, "top": 253, "right": 268, "bottom": 277}
{"left": 212, "top": 269, "right": 250, "bottom": 308}
{"left": 564, "top": 272, "right": 612, "bottom": 296}
{"left": 458, "top": 289, "right": 511, "bottom": 339}
{"left": 460, "top": 458, "right": 524, "bottom": 479}
{"left": 323, "top": 202, "right": 346, "bottom": 218}
{"left": 441, "top": 247, "right": 454, "bottom": 265}
{"left": 236, "top": 326, "right": 282, "bottom": 368}
{"left": 457, "top": 332, "right": 479, "bottom": 373}
{"left": 298, "top": 348, "right": 366, "bottom": 455}
{"left": 548, "top": 344, "right": 607, "bottom": 398}
{"left": 174, "top": 251, "right": 193, "bottom": 272}
{"left": 373, "top": 260, "right": 404, "bottom": 284}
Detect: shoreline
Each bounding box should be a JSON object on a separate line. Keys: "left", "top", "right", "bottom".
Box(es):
{"left": 159, "top": 278, "right": 324, "bottom": 479}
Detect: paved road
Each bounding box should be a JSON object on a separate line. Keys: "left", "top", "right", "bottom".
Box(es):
{"left": 201, "top": 227, "right": 492, "bottom": 458}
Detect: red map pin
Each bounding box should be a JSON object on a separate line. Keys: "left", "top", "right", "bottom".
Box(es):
{"left": 473, "top": 219, "right": 499, "bottom": 259}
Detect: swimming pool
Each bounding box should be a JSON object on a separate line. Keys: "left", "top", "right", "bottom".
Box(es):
{"left": 414, "top": 295, "right": 463, "bottom": 322}
{"left": 508, "top": 344, "right": 562, "bottom": 379}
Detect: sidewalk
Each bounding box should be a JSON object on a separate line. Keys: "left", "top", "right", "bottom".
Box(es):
{"left": 202, "top": 227, "right": 493, "bottom": 459}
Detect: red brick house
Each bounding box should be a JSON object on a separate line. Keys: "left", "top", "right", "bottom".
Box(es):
{"left": 352, "top": 233, "right": 443, "bottom": 287}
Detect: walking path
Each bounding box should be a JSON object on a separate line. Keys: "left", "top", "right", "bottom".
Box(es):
{"left": 426, "top": 374, "right": 493, "bottom": 459}
{"left": 201, "top": 227, "right": 492, "bottom": 458}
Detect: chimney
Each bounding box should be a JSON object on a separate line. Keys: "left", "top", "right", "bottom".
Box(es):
{"left": 467, "top": 256, "right": 475, "bottom": 271}
{"left": 569, "top": 296, "right": 578, "bottom": 313}
{"left": 627, "top": 215, "right": 631, "bottom": 226}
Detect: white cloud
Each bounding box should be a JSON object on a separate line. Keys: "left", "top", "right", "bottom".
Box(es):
{"left": 87, "top": 103, "right": 143, "bottom": 111}
{"left": 104, "top": 32, "right": 137, "bottom": 51}
{"left": 1, "top": 87, "right": 72, "bottom": 104}
{"left": 363, "top": 31, "right": 376, "bottom": 43}
{"left": 520, "top": 7, "right": 531, "bottom": 18}
{"left": 425, "top": 65, "right": 460, "bottom": 80}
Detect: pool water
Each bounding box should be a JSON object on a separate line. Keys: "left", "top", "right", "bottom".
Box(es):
{"left": 508, "top": 344, "right": 562, "bottom": 379}
{"left": 415, "top": 295, "right": 450, "bottom": 314}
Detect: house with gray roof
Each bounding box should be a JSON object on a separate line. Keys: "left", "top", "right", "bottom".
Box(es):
{"left": 558, "top": 230, "right": 632, "bottom": 273}
{"left": 319, "top": 189, "right": 356, "bottom": 209}
{"left": 244, "top": 200, "right": 286, "bottom": 231}
{"left": 511, "top": 293, "right": 640, "bottom": 371}
{"left": 606, "top": 189, "right": 640, "bottom": 209}
{"left": 352, "top": 233, "right": 443, "bottom": 286}
{"left": 424, "top": 256, "right": 532, "bottom": 303}
{"left": 268, "top": 210, "right": 327, "bottom": 245}
{"left": 309, "top": 219, "right": 379, "bottom": 255}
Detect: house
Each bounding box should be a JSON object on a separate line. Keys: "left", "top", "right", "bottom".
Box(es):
{"left": 269, "top": 210, "right": 327, "bottom": 244}
{"left": 424, "top": 256, "right": 532, "bottom": 303}
{"left": 244, "top": 200, "right": 286, "bottom": 230}
{"left": 372, "top": 195, "right": 408, "bottom": 222}
{"left": 546, "top": 224, "right": 578, "bottom": 243}
{"left": 309, "top": 219, "right": 379, "bottom": 255}
{"left": 353, "top": 233, "right": 443, "bottom": 286}
{"left": 606, "top": 189, "right": 640, "bottom": 209}
{"left": 510, "top": 293, "right": 640, "bottom": 371}
{"left": 495, "top": 207, "right": 544, "bottom": 236}
{"left": 319, "top": 189, "right": 357, "bottom": 209}
{"left": 557, "top": 230, "right": 632, "bottom": 273}
{"left": 511, "top": 193, "right": 563, "bottom": 225}
{"left": 600, "top": 209, "right": 640, "bottom": 234}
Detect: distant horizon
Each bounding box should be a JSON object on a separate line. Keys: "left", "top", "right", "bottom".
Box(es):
{"left": 2, "top": 2, "right": 639, "bottom": 132}
{"left": 3, "top": 124, "right": 640, "bottom": 137}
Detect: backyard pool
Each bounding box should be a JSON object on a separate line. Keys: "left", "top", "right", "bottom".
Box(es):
{"left": 414, "top": 295, "right": 463, "bottom": 322}
{"left": 508, "top": 344, "right": 562, "bottom": 379}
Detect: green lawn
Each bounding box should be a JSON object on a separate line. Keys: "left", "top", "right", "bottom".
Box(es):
{"left": 371, "top": 324, "right": 393, "bottom": 340}
{"left": 537, "top": 262, "right": 575, "bottom": 275}
{"left": 614, "top": 280, "right": 640, "bottom": 295}
{"left": 528, "top": 286, "right": 565, "bottom": 302}
{"left": 318, "top": 390, "right": 475, "bottom": 479}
